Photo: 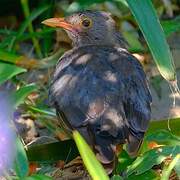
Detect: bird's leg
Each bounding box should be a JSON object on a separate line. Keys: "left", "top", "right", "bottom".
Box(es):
{"left": 126, "top": 133, "right": 143, "bottom": 158}
{"left": 115, "top": 144, "right": 123, "bottom": 156}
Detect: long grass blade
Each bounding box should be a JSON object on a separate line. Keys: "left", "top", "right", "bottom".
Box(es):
{"left": 73, "top": 130, "right": 109, "bottom": 180}
{"left": 126, "top": 0, "right": 176, "bottom": 81}
{"left": 20, "top": 0, "right": 42, "bottom": 58}
{"left": 9, "top": 5, "right": 50, "bottom": 52}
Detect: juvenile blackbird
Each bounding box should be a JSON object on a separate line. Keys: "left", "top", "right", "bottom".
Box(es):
{"left": 43, "top": 11, "right": 152, "bottom": 173}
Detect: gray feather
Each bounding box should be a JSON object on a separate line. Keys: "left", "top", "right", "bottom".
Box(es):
{"left": 49, "top": 45, "right": 151, "bottom": 164}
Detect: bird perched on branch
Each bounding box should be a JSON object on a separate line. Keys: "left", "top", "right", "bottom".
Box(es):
{"left": 42, "top": 11, "right": 152, "bottom": 174}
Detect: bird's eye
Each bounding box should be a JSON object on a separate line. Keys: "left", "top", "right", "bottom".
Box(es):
{"left": 81, "top": 18, "right": 92, "bottom": 28}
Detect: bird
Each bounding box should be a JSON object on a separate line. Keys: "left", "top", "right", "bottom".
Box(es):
{"left": 42, "top": 10, "right": 152, "bottom": 174}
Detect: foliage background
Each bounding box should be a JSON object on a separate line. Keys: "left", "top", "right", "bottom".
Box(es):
{"left": 0, "top": 0, "right": 179, "bottom": 179}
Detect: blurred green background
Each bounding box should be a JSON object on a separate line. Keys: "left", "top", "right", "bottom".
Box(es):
{"left": 0, "top": 0, "right": 180, "bottom": 179}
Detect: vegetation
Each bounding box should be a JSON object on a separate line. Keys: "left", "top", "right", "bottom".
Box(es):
{"left": 0, "top": 0, "right": 179, "bottom": 179}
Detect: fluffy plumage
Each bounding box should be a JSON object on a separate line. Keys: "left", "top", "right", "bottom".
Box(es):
{"left": 47, "top": 11, "right": 152, "bottom": 174}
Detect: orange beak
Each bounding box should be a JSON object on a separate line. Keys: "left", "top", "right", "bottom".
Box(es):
{"left": 42, "top": 18, "right": 75, "bottom": 32}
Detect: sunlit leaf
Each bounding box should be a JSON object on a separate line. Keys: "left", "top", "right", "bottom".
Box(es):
{"left": 139, "top": 119, "right": 180, "bottom": 154}
{"left": 73, "top": 130, "right": 109, "bottom": 180}
{"left": 145, "top": 129, "right": 180, "bottom": 146}
{"left": 0, "top": 62, "right": 26, "bottom": 85}
{"left": 126, "top": 0, "right": 176, "bottom": 81}
{"left": 126, "top": 145, "right": 180, "bottom": 176}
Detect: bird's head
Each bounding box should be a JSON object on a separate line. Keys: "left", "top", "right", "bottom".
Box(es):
{"left": 42, "top": 11, "right": 126, "bottom": 47}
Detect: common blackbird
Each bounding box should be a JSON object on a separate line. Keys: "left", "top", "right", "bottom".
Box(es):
{"left": 43, "top": 11, "right": 152, "bottom": 173}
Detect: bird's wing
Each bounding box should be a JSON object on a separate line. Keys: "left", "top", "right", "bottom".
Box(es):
{"left": 49, "top": 46, "right": 151, "bottom": 166}
{"left": 115, "top": 48, "right": 152, "bottom": 137}
{"left": 110, "top": 47, "right": 152, "bottom": 156}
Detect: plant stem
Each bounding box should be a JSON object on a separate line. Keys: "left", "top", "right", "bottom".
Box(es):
{"left": 20, "top": 0, "right": 43, "bottom": 58}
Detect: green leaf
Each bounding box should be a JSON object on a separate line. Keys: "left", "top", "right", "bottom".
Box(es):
{"left": 27, "top": 140, "right": 79, "bottom": 163}
{"left": 140, "top": 129, "right": 180, "bottom": 154}
{"left": 0, "top": 29, "right": 16, "bottom": 35}
{"left": 116, "top": 150, "right": 135, "bottom": 174}
{"left": 145, "top": 129, "right": 180, "bottom": 146}
{"left": 114, "top": 0, "right": 128, "bottom": 7}
{"left": 19, "top": 29, "right": 54, "bottom": 41}
{"left": 126, "top": 145, "right": 180, "bottom": 176}
{"left": 20, "top": 0, "right": 42, "bottom": 58}
{"left": 0, "top": 28, "right": 54, "bottom": 43}
{"left": 25, "top": 174, "right": 53, "bottom": 180}
{"left": 148, "top": 118, "right": 180, "bottom": 136}
{"left": 126, "top": 0, "right": 176, "bottom": 81}
{"left": 14, "top": 137, "right": 29, "bottom": 178}
{"left": 9, "top": 4, "right": 50, "bottom": 51}
{"left": 126, "top": 170, "right": 158, "bottom": 180}
{"left": 77, "top": 0, "right": 107, "bottom": 7}
{"left": 0, "top": 50, "right": 23, "bottom": 63}
{"left": 12, "top": 84, "right": 37, "bottom": 108}
{"left": 73, "top": 130, "right": 109, "bottom": 180}
{"left": 0, "top": 62, "right": 26, "bottom": 85}
{"left": 161, "top": 16, "right": 180, "bottom": 37}
{"left": 18, "top": 4, "right": 50, "bottom": 36}
{"left": 0, "top": 36, "right": 14, "bottom": 49}
{"left": 111, "top": 175, "right": 123, "bottom": 180}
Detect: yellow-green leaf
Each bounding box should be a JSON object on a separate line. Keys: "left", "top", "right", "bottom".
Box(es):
{"left": 73, "top": 130, "right": 109, "bottom": 180}
{"left": 126, "top": 0, "right": 176, "bottom": 81}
